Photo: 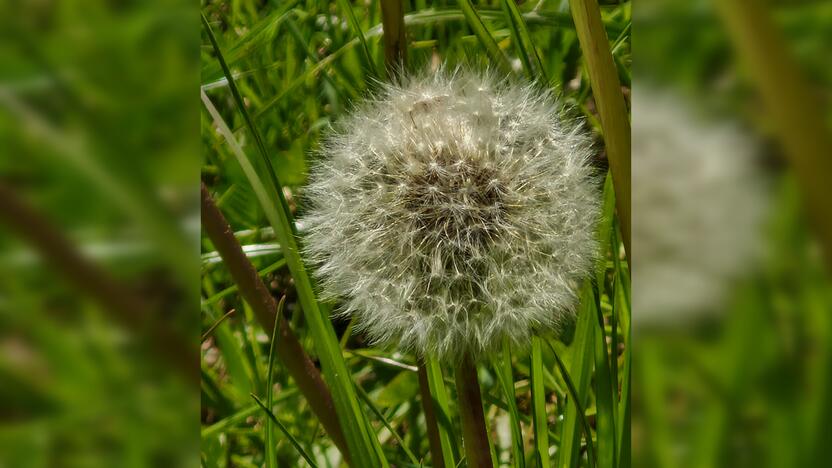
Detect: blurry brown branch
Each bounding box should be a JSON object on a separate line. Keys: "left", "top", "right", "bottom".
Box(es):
{"left": 0, "top": 182, "right": 199, "bottom": 383}
{"left": 715, "top": 0, "right": 832, "bottom": 270}
{"left": 200, "top": 182, "right": 350, "bottom": 460}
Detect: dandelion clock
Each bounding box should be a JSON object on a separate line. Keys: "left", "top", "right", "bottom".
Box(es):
{"left": 301, "top": 69, "right": 601, "bottom": 363}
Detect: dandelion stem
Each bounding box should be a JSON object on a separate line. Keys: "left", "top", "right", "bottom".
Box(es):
{"left": 454, "top": 353, "right": 493, "bottom": 468}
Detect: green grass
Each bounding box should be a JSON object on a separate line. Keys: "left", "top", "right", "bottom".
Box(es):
{"left": 200, "top": 1, "right": 631, "bottom": 466}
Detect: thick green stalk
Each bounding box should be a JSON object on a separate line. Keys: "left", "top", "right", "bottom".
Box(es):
{"left": 567, "top": 0, "right": 631, "bottom": 259}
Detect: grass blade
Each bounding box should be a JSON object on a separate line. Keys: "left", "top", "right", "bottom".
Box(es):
{"left": 423, "top": 356, "right": 457, "bottom": 467}
{"left": 567, "top": 0, "right": 631, "bottom": 258}
{"left": 354, "top": 384, "right": 421, "bottom": 465}
{"left": 201, "top": 389, "right": 299, "bottom": 440}
{"left": 336, "top": 0, "right": 379, "bottom": 77}
{"left": 202, "top": 258, "right": 287, "bottom": 308}
{"left": 500, "top": 0, "right": 547, "bottom": 82}
{"left": 252, "top": 394, "right": 319, "bottom": 468}
{"left": 613, "top": 243, "right": 630, "bottom": 468}
{"left": 492, "top": 341, "right": 526, "bottom": 468}
{"left": 201, "top": 309, "right": 236, "bottom": 343}
{"left": 530, "top": 336, "right": 550, "bottom": 467}
{"left": 547, "top": 329, "right": 597, "bottom": 468}
{"left": 592, "top": 282, "right": 617, "bottom": 468}
{"left": 458, "top": 0, "right": 513, "bottom": 75}
{"left": 202, "top": 14, "right": 386, "bottom": 467}
{"left": 556, "top": 282, "right": 597, "bottom": 468}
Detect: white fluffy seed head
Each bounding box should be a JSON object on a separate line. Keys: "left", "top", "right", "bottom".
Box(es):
{"left": 301, "top": 69, "right": 600, "bottom": 362}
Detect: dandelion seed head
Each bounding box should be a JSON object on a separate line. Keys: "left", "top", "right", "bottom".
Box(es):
{"left": 301, "top": 69, "right": 600, "bottom": 361}
{"left": 632, "top": 85, "right": 768, "bottom": 328}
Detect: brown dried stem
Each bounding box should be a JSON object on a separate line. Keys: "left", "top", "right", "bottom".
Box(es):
{"left": 200, "top": 182, "right": 350, "bottom": 460}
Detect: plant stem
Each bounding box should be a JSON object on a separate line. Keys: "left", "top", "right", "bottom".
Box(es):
{"left": 454, "top": 353, "right": 493, "bottom": 468}
{"left": 200, "top": 183, "right": 350, "bottom": 460}
{"left": 380, "top": 0, "right": 407, "bottom": 79}
{"left": 714, "top": 0, "right": 832, "bottom": 269}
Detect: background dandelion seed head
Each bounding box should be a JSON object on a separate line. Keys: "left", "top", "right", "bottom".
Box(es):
{"left": 301, "top": 69, "right": 600, "bottom": 361}
{"left": 632, "top": 85, "right": 769, "bottom": 327}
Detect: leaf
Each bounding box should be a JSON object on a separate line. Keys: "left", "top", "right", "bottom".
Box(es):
{"left": 458, "top": 0, "right": 513, "bottom": 75}
{"left": 500, "top": 0, "right": 547, "bottom": 82}
{"left": 530, "top": 336, "right": 550, "bottom": 467}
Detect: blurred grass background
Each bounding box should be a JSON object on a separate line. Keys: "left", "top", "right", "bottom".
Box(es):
{"left": 633, "top": 1, "right": 832, "bottom": 468}
{"left": 200, "top": 0, "right": 630, "bottom": 467}
{"left": 0, "top": 0, "right": 200, "bottom": 467}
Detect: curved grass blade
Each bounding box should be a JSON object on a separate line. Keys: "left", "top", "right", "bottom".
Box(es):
{"left": 202, "top": 258, "right": 287, "bottom": 308}
{"left": 336, "top": 0, "right": 379, "bottom": 77}
{"left": 614, "top": 271, "right": 631, "bottom": 468}
{"left": 252, "top": 394, "right": 319, "bottom": 468}
{"left": 246, "top": 37, "right": 360, "bottom": 129}
{"left": 458, "top": 0, "right": 513, "bottom": 75}
{"left": 500, "top": 0, "right": 547, "bottom": 82}
{"left": 201, "top": 388, "right": 299, "bottom": 440}
{"left": 201, "top": 0, "right": 299, "bottom": 82}
{"left": 399, "top": 8, "right": 625, "bottom": 36}
{"left": 202, "top": 14, "right": 386, "bottom": 467}
{"left": 546, "top": 335, "right": 597, "bottom": 468}
{"left": 530, "top": 336, "right": 550, "bottom": 467}
{"left": 201, "top": 309, "right": 236, "bottom": 343}
{"left": 492, "top": 341, "right": 525, "bottom": 468}
{"left": 354, "top": 383, "right": 421, "bottom": 465}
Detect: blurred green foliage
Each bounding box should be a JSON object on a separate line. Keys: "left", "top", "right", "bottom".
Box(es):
{"left": 633, "top": 1, "right": 832, "bottom": 468}
{"left": 0, "top": 1, "right": 200, "bottom": 467}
